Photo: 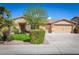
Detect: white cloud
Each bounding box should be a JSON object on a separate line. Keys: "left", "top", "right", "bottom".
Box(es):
{"left": 48, "top": 17, "right": 52, "bottom": 19}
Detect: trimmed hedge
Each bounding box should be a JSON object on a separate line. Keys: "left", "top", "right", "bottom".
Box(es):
{"left": 10, "top": 34, "right": 31, "bottom": 42}
{"left": 31, "top": 29, "right": 45, "bottom": 44}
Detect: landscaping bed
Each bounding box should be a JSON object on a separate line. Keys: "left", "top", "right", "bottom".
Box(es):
{"left": 0, "top": 29, "right": 46, "bottom": 44}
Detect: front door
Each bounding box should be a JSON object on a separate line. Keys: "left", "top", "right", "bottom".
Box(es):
{"left": 19, "top": 23, "right": 26, "bottom": 33}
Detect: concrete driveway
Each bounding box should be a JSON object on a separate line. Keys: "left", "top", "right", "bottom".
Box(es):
{"left": 45, "top": 32, "right": 79, "bottom": 54}
{"left": 0, "top": 32, "right": 79, "bottom": 55}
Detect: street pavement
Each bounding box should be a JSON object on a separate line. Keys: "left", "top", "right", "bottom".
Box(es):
{"left": 0, "top": 32, "right": 79, "bottom": 55}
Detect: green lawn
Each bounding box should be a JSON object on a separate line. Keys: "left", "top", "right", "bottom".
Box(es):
{"left": 10, "top": 34, "right": 31, "bottom": 42}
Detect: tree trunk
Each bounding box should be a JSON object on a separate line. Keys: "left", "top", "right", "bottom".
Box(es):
{"left": 35, "top": 24, "right": 39, "bottom": 29}
{"left": 31, "top": 24, "right": 39, "bottom": 29}
{"left": 31, "top": 24, "right": 36, "bottom": 29}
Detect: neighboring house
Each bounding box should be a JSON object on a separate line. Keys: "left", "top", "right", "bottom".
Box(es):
{"left": 46, "top": 19, "right": 76, "bottom": 33}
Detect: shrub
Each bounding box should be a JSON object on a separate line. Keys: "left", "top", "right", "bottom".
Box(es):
{"left": 1, "top": 26, "right": 9, "bottom": 32}
{"left": 31, "top": 29, "right": 45, "bottom": 44}
{"left": 12, "top": 26, "right": 19, "bottom": 34}
{"left": 10, "top": 34, "right": 31, "bottom": 42}
{"left": 1, "top": 26, "right": 10, "bottom": 41}
{"left": 0, "top": 35, "right": 2, "bottom": 41}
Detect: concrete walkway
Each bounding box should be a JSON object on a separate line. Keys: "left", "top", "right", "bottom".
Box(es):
{"left": 0, "top": 32, "right": 79, "bottom": 55}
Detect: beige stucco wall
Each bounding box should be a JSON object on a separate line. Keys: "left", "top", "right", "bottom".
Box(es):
{"left": 51, "top": 20, "right": 74, "bottom": 33}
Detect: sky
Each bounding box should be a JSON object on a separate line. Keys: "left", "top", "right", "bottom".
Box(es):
{"left": 0, "top": 3, "right": 79, "bottom": 20}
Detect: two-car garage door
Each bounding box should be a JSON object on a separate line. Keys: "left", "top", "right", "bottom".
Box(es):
{"left": 52, "top": 25, "right": 72, "bottom": 33}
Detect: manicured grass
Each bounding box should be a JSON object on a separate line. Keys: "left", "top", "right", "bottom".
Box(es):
{"left": 10, "top": 34, "right": 31, "bottom": 42}
{"left": 31, "top": 29, "right": 45, "bottom": 44}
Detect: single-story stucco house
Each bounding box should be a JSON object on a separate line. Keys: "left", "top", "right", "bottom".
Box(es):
{"left": 13, "top": 17, "right": 76, "bottom": 33}
{"left": 46, "top": 19, "right": 76, "bottom": 33}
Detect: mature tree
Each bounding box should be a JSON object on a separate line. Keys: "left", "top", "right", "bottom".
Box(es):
{"left": 0, "top": 6, "right": 11, "bottom": 41}
{"left": 24, "top": 6, "right": 48, "bottom": 29}
{"left": 71, "top": 16, "right": 79, "bottom": 22}
{"left": 71, "top": 16, "right": 79, "bottom": 33}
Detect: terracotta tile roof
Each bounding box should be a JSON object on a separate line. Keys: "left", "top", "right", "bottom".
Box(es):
{"left": 13, "top": 17, "right": 77, "bottom": 26}
{"left": 53, "top": 19, "right": 76, "bottom": 24}
{"left": 47, "top": 19, "right": 76, "bottom": 25}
